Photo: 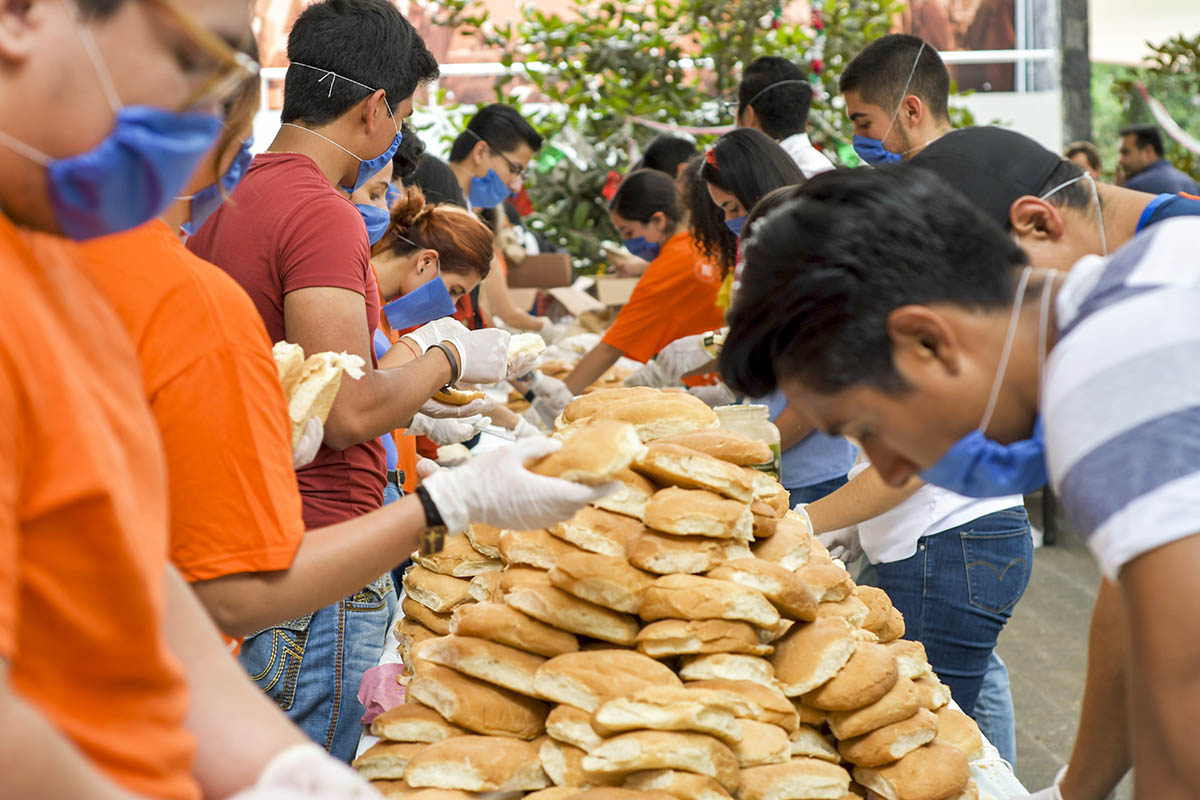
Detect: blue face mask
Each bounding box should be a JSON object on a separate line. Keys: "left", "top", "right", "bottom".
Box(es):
{"left": 469, "top": 168, "right": 512, "bottom": 209}
{"left": 725, "top": 215, "right": 748, "bottom": 237}
{"left": 382, "top": 273, "right": 457, "bottom": 331}
{"left": 852, "top": 135, "right": 904, "bottom": 166}
{"left": 918, "top": 266, "right": 1056, "bottom": 497}
{"left": 180, "top": 137, "right": 254, "bottom": 237}
{"left": 385, "top": 184, "right": 401, "bottom": 209}
{"left": 357, "top": 203, "right": 390, "bottom": 245}
{"left": 624, "top": 236, "right": 661, "bottom": 261}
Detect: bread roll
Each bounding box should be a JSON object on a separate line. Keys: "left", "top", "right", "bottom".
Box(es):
{"left": 404, "top": 565, "right": 473, "bottom": 613}
{"left": 850, "top": 743, "right": 970, "bottom": 800}
{"left": 636, "top": 619, "right": 771, "bottom": 658}
{"left": 827, "top": 678, "right": 922, "bottom": 740}
{"left": 590, "top": 392, "right": 719, "bottom": 442}
{"left": 886, "top": 641, "right": 932, "bottom": 681}
{"left": 408, "top": 665, "right": 549, "bottom": 740}
{"left": 590, "top": 686, "right": 743, "bottom": 744}
{"left": 272, "top": 341, "right": 305, "bottom": 398}
{"left": 533, "top": 650, "right": 681, "bottom": 712}
{"left": 414, "top": 635, "right": 547, "bottom": 698}
{"left": 914, "top": 677, "right": 952, "bottom": 712}
{"left": 526, "top": 787, "right": 586, "bottom": 800}
{"left": 450, "top": 602, "right": 579, "bottom": 658}
{"left": 792, "top": 701, "right": 826, "bottom": 729}
{"left": 530, "top": 420, "right": 646, "bottom": 486}
{"left": 795, "top": 558, "right": 854, "bottom": 603}
{"left": 804, "top": 643, "right": 899, "bottom": 711}
{"left": 550, "top": 506, "right": 645, "bottom": 557}
{"left": 753, "top": 482, "right": 791, "bottom": 518}
{"left": 402, "top": 596, "right": 453, "bottom": 636}
{"left": 815, "top": 596, "right": 869, "bottom": 628}
{"left": 627, "top": 529, "right": 727, "bottom": 575}
{"left": 539, "top": 738, "right": 609, "bottom": 788}
{"left": 546, "top": 703, "right": 604, "bottom": 751}
{"left": 655, "top": 429, "right": 773, "bottom": 467}
{"left": 678, "top": 653, "right": 776, "bottom": 687}
{"left": 500, "top": 528, "right": 588, "bottom": 570}
{"left": 624, "top": 769, "right": 733, "bottom": 800}
{"left": 371, "top": 703, "right": 467, "bottom": 743}
{"left": 837, "top": 708, "right": 938, "bottom": 768}
{"left": 509, "top": 331, "right": 547, "bottom": 368}
{"left": 592, "top": 468, "right": 657, "bottom": 520}
{"left": 549, "top": 552, "right": 654, "bottom": 614}
{"left": 569, "top": 789, "right": 678, "bottom": 800}
{"left": 396, "top": 617, "right": 440, "bottom": 654}
{"left": 433, "top": 387, "right": 486, "bottom": 406}
{"left": 771, "top": 617, "right": 858, "bottom": 697}
{"left": 288, "top": 351, "right": 365, "bottom": 447}
{"left": 560, "top": 388, "right": 661, "bottom": 427}
{"left": 752, "top": 519, "right": 813, "bottom": 570}
{"left": 707, "top": 559, "right": 819, "bottom": 621}
{"left": 639, "top": 574, "right": 780, "bottom": 628}
{"left": 643, "top": 487, "right": 753, "bottom": 540}
{"left": 789, "top": 725, "right": 839, "bottom": 763}
{"left": 729, "top": 720, "right": 790, "bottom": 767}
{"left": 417, "top": 534, "right": 504, "bottom": 577}
{"left": 932, "top": 707, "right": 984, "bottom": 761}
{"left": 404, "top": 735, "right": 550, "bottom": 792}
{"left": 582, "top": 731, "right": 740, "bottom": 792}
{"left": 353, "top": 741, "right": 424, "bottom": 780}
{"left": 753, "top": 514, "right": 779, "bottom": 538}
{"left": 467, "top": 571, "right": 503, "bottom": 603}
{"left": 633, "top": 443, "right": 755, "bottom": 502}
{"left": 876, "top": 607, "right": 906, "bottom": 643}
{"left": 497, "top": 565, "right": 553, "bottom": 592}
{"left": 854, "top": 586, "right": 894, "bottom": 634}
{"left": 684, "top": 679, "right": 798, "bottom": 732}
{"left": 738, "top": 759, "right": 851, "bottom": 800}
{"left": 466, "top": 522, "right": 502, "bottom": 559}
{"left": 506, "top": 584, "right": 640, "bottom": 646}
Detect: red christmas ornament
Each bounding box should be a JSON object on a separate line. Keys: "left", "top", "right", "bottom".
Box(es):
{"left": 811, "top": 58, "right": 824, "bottom": 74}
{"left": 810, "top": 10, "right": 824, "bottom": 29}
{"left": 601, "top": 170, "right": 622, "bottom": 202}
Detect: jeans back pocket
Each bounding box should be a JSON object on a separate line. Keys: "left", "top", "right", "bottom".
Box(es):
{"left": 961, "top": 521, "right": 1033, "bottom": 616}
{"left": 239, "top": 612, "right": 313, "bottom": 712}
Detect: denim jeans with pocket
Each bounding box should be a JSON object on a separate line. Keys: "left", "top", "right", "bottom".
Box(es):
{"left": 238, "top": 572, "right": 397, "bottom": 762}
{"left": 871, "top": 506, "right": 1032, "bottom": 716}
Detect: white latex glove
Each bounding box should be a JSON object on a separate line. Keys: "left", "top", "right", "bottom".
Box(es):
{"left": 532, "top": 372, "right": 574, "bottom": 410}
{"left": 416, "top": 457, "right": 441, "bottom": 479}
{"left": 422, "top": 437, "right": 617, "bottom": 533}
{"left": 512, "top": 416, "right": 543, "bottom": 439}
{"left": 688, "top": 381, "right": 737, "bottom": 408}
{"left": 1023, "top": 766, "right": 1067, "bottom": 800}
{"left": 817, "top": 525, "right": 863, "bottom": 563}
{"left": 624, "top": 358, "right": 670, "bottom": 388}
{"left": 408, "top": 413, "right": 485, "bottom": 446}
{"left": 656, "top": 333, "right": 717, "bottom": 384}
{"left": 401, "top": 317, "right": 469, "bottom": 354}
{"left": 292, "top": 417, "right": 323, "bottom": 469}
{"left": 444, "top": 328, "right": 511, "bottom": 384}
{"left": 539, "top": 318, "right": 570, "bottom": 345}
{"left": 507, "top": 349, "right": 542, "bottom": 381}
{"left": 233, "top": 743, "right": 380, "bottom": 799}
{"left": 419, "top": 394, "right": 497, "bottom": 419}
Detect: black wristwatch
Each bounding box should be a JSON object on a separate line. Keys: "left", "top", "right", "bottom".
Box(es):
{"left": 415, "top": 485, "right": 448, "bottom": 555}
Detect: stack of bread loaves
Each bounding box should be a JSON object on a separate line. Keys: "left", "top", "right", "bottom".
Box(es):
{"left": 358, "top": 389, "right": 986, "bottom": 800}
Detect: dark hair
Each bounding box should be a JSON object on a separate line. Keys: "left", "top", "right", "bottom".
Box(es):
{"left": 212, "top": 38, "right": 261, "bottom": 184}
{"left": 1035, "top": 159, "right": 1094, "bottom": 213}
{"left": 737, "top": 57, "right": 814, "bottom": 140}
{"left": 678, "top": 155, "right": 738, "bottom": 275}
{"left": 76, "top": 0, "right": 124, "bottom": 18}
{"left": 391, "top": 122, "right": 426, "bottom": 180}
{"left": 1064, "top": 140, "right": 1101, "bottom": 171}
{"left": 744, "top": 184, "right": 806, "bottom": 241}
{"left": 282, "top": 0, "right": 438, "bottom": 126}
{"left": 642, "top": 135, "right": 699, "bottom": 178}
{"left": 449, "top": 104, "right": 544, "bottom": 163}
{"left": 1120, "top": 124, "right": 1164, "bottom": 157}
{"left": 373, "top": 185, "right": 493, "bottom": 280}
{"left": 719, "top": 166, "right": 1025, "bottom": 398}
{"left": 839, "top": 34, "right": 950, "bottom": 122}
{"left": 610, "top": 169, "right": 683, "bottom": 231}
{"left": 700, "top": 129, "right": 806, "bottom": 214}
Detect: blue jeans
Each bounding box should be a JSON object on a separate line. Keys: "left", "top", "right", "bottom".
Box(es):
{"left": 870, "top": 506, "right": 1032, "bottom": 716}
{"left": 975, "top": 651, "right": 1017, "bottom": 767}
{"left": 787, "top": 474, "right": 850, "bottom": 506}
{"left": 239, "top": 572, "right": 397, "bottom": 762}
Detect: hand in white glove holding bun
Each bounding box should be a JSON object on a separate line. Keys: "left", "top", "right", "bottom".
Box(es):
{"left": 232, "top": 744, "right": 379, "bottom": 800}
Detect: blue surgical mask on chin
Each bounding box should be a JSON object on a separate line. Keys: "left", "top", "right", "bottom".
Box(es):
{"left": 624, "top": 236, "right": 661, "bottom": 261}
{"left": 357, "top": 203, "right": 390, "bottom": 245}
{"left": 469, "top": 168, "right": 511, "bottom": 208}
{"left": 852, "top": 135, "right": 904, "bottom": 166}
{"left": 382, "top": 273, "right": 457, "bottom": 330}
{"left": 725, "top": 215, "right": 748, "bottom": 237}
{"left": 180, "top": 137, "right": 254, "bottom": 237}
{"left": 918, "top": 266, "right": 1057, "bottom": 497}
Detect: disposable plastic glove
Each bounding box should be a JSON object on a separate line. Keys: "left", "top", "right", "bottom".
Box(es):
{"left": 624, "top": 358, "right": 669, "bottom": 388}
{"left": 506, "top": 348, "right": 542, "bottom": 381}
{"left": 1022, "top": 766, "right": 1067, "bottom": 800}
{"left": 656, "top": 333, "right": 717, "bottom": 384}
{"left": 817, "top": 525, "right": 863, "bottom": 563}
{"left": 688, "top": 381, "right": 737, "bottom": 408}
{"left": 443, "top": 328, "right": 511, "bottom": 384}
{"left": 532, "top": 372, "right": 574, "bottom": 410}
{"left": 416, "top": 458, "right": 441, "bottom": 479}
{"left": 292, "top": 417, "right": 323, "bottom": 469}
{"left": 512, "top": 416, "right": 543, "bottom": 439}
{"left": 408, "top": 413, "right": 485, "bottom": 446}
{"left": 232, "top": 743, "right": 380, "bottom": 799}
{"left": 539, "top": 318, "right": 571, "bottom": 345}
{"left": 419, "top": 394, "right": 497, "bottom": 419}
{"left": 421, "top": 437, "right": 617, "bottom": 533}
{"left": 400, "top": 317, "right": 469, "bottom": 355}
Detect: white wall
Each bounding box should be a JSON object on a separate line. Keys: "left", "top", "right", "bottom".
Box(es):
{"left": 953, "top": 90, "right": 1064, "bottom": 153}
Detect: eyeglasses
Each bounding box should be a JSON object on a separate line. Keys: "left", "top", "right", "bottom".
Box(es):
{"left": 149, "top": 0, "right": 260, "bottom": 110}
{"left": 490, "top": 146, "right": 528, "bottom": 181}
{"left": 721, "top": 99, "right": 741, "bottom": 117}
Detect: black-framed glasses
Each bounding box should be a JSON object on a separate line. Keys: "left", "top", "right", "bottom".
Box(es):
{"left": 490, "top": 146, "right": 527, "bottom": 181}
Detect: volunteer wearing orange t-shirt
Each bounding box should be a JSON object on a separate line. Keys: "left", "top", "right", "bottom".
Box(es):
{"left": 563, "top": 169, "right": 725, "bottom": 395}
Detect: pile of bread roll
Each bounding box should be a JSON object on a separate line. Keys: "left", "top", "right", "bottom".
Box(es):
{"left": 356, "top": 388, "right": 986, "bottom": 800}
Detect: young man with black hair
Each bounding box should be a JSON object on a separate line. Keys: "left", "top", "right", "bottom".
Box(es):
{"left": 1118, "top": 123, "right": 1199, "bottom": 195}
{"left": 839, "top": 33, "right": 952, "bottom": 164}
{"left": 1064, "top": 140, "right": 1102, "bottom": 180}
{"left": 639, "top": 134, "right": 698, "bottom": 178}
{"left": 720, "top": 166, "right": 1200, "bottom": 799}
{"left": 735, "top": 55, "right": 833, "bottom": 178}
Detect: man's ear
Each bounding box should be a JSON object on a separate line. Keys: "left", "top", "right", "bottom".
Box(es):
{"left": 887, "top": 304, "right": 962, "bottom": 378}
{"left": 738, "top": 104, "right": 758, "bottom": 132}
{"left": 1009, "top": 196, "right": 1065, "bottom": 244}
{"left": 361, "top": 89, "right": 390, "bottom": 134}
{"left": 0, "top": 0, "right": 48, "bottom": 63}
{"left": 898, "top": 94, "right": 924, "bottom": 130}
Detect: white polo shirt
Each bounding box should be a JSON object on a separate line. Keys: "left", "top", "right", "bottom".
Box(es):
{"left": 780, "top": 133, "right": 836, "bottom": 180}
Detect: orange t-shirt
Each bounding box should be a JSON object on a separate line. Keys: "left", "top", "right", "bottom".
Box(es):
{"left": 1, "top": 219, "right": 198, "bottom": 800}
{"left": 76, "top": 220, "right": 305, "bottom": 582}
{"left": 602, "top": 230, "right": 725, "bottom": 364}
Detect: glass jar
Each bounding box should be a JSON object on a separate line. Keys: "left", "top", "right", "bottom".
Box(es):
{"left": 714, "top": 404, "right": 781, "bottom": 480}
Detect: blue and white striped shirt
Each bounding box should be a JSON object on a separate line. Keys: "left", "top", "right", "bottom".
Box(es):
{"left": 1044, "top": 218, "right": 1200, "bottom": 578}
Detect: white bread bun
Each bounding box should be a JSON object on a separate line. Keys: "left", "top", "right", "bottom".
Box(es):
{"left": 413, "top": 635, "right": 547, "bottom": 698}
{"left": 549, "top": 551, "right": 655, "bottom": 614}
{"left": 932, "top": 707, "right": 984, "bottom": 761}
{"left": 678, "top": 653, "right": 776, "bottom": 688}
{"left": 546, "top": 703, "right": 604, "bottom": 752}
{"left": 655, "top": 429, "right": 773, "bottom": 467}
{"left": 371, "top": 703, "right": 467, "bottom": 743}
{"left": 526, "top": 788, "right": 587, "bottom": 800}
{"left": 815, "top": 596, "right": 870, "bottom": 628}
{"left": 467, "top": 571, "right": 502, "bottom": 603}
{"left": 738, "top": 759, "right": 851, "bottom": 800}
{"left": 751, "top": 500, "right": 782, "bottom": 519}
{"left": 803, "top": 643, "right": 899, "bottom": 711}
{"left": 627, "top": 529, "right": 727, "bottom": 575}
{"left": 570, "top": 788, "right": 678, "bottom": 800}
{"left": 288, "top": 351, "right": 365, "bottom": 447}
{"left": 589, "top": 393, "right": 719, "bottom": 442}
{"left": 886, "top": 641, "right": 933, "bottom": 681}
{"left": 465, "top": 523, "right": 503, "bottom": 559}
{"left": 417, "top": 534, "right": 503, "bottom": 577}
{"left": 353, "top": 741, "right": 425, "bottom": 780}
{"left": 635, "top": 619, "right": 772, "bottom": 658}
{"left": 533, "top": 650, "right": 681, "bottom": 712}
{"left": 582, "top": 731, "right": 740, "bottom": 793}
{"left": 497, "top": 566, "right": 553, "bottom": 592}
{"left": 792, "top": 701, "right": 826, "bottom": 729}
{"left": 752, "top": 519, "right": 813, "bottom": 570}
{"left": 795, "top": 557, "right": 854, "bottom": 603}
{"left": 509, "top": 331, "right": 547, "bottom": 370}
{"left": 914, "top": 677, "right": 953, "bottom": 712}
{"left": 590, "top": 686, "right": 744, "bottom": 744}
{"left": 407, "top": 665, "right": 548, "bottom": 740}
{"left": 403, "top": 565, "right": 473, "bottom": 613}
{"left": 639, "top": 574, "right": 780, "bottom": 628}
{"left": 395, "top": 617, "right": 440, "bottom": 655}
{"left": 707, "top": 559, "right": 819, "bottom": 621}
{"left": 531, "top": 420, "right": 646, "bottom": 486}
{"left": 850, "top": 742, "right": 970, "bottom": 800}
{"left": 827, "top": 678, "right": 922, "bottom": 740}
{"left": 729, "top": 719, "right": 790, "bottom": 767}
{"left": 550, "top": 506, "right": 646, "bottom": 557}
{"left": 499, "top": 528, "right": 589, "bottom": 570}
{"left": 539, "top": 738, "right": 611, "bottom": 788}
{"left": 592, "top": 468, "right": 657, "bottom": 520}
{"left": 560, "top": 388, "right": 662, "bottom": 427}
{"left": 875, "top": 607, "right": 906, "bottom": 643}
{"left": 854, "top": 586, "right": 894, "bottom": 636}
{"left": 633, "top": 443, "right": 755, "bottom": 502}
{"left": 837, "top": 708, "right": 938, "bottom": 767}
{"left": 402, "top": 596, "right": 453, "bottom": 636}
{"left": 506, "top": 584, "right": 640, "bottom": 646}
{"left": 624, "top": 769, "right": 733, "bottom": 800}
{"left": 684, "top": 679, "right": 798, "bottom": 732}
{"left": 770, "top": 617, "right": 858, "bottom": 697}
{"left": 450, "top": 603, "right": 580, "bottom": 658}
{"left": 404, "top": 735, "right": 550, "bottom": 792}
{"left": 643, "top": 487, "right": 753, "bottom": 541}
{"left": 788, "top": 725, "right": 839, "bottom": 763}
{"left": 753, "top": 514, "right": 780, "bottom": 539}
{"left": 272, "top": 340, "right": 305, "bottom": 398}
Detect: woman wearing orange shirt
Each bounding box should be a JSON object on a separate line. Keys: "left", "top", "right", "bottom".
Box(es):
{"left": 563, "top": 169, "right": 726, "bottom": 395}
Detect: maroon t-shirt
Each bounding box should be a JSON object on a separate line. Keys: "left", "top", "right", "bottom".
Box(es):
{"left": 188, "top": 152, "right": 385, "bottom": 527}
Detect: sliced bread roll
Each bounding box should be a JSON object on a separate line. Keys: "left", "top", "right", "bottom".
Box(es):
{"left": 636, "top": 619, "right": 772, "bottom": 658}
{"left": 654, "top": 429, "right": 773, "bottom": 467}
{"left": 590, "top": 686, "right": 743, "bottom": 744}
{"left": 803, "top": 643, "right": 899, "bottom": 711}
{"left": 370, "top": 703, "right": 467, "bottom": 743}
{"left": 933, "top": 707, "right": 985, "bottom": 761}
{"left": 506, "top": 584, "right": 640, "bottom": 646}
{"left": 815, "top": 596, "right": 870, "bottom": 628}
{"left": 728, "top": 719, "right": 791, "bottom": 767}
{"left": 851, "top": 742, "right": 970, "bottom": 800}
{"left": 707, "top": 559, "right": 819, "bottom": 621}
{"left": 591, "top": 468, "right": 657, "bottom": 520}
{"left": 795, "top": 558, "right": 854, "bottom": 603}
{"left": 272, "top": 340, "right": 305, "bottom": 398}
{"left": 678, "top": 653, "right": 776, "bottom": 688}
{"left": 639, "top": 574, "right": 780, "bottom": 628}
{"left": 550, "top": 507, "right": 646, "bottom": 558}
{"left": 788, "top": 725, "right": 839, "bottom": 763}
{"left": 546, "top": 703, "right": 604, "bottom": 752}
{"left": 465, "top": 522, "right": 503, "bottom": 559}
{"left": 643, "top": 487, "right": 753, "bottom": 540}
{"left": 549, "top": 551, "right": 655, "bottom": 614}
{"left": 407, "top": 665, "right": 548, "bottom": 740}
{"left": 353, "top": 741, "right": 425, "bottom": 780}
{"left": 402, "top": 596, "right": 453, "bottom": 636}
{"left": 559, "top": 388, "right": 661, "bottom": 428}
{"left": 403, "top": 565, "right": 473, "bottom": 613}
{"left": 582, "top": 731, "right": 740, "bottom": 793}
{"left": 633, "top": 442, "right": 755, "bottom": 502}
{"left": 403, "top": 735, "right": 550, "bottom": 792}
{"left": 499, "top": 528, "right": 588, "bottom": 570}
{"left": 287, "top": 351, "right": 364, "bottom": 447}
{"left": 771, "top": 617, "right": 858, "bottom": 697}
{"left": 589, "top": 392, "right": 719, "bottom": 442}
{"left": 737, "top": 759, "right": 851, "bottom": 800}
{"left": 539, "top": 738, "right": 611, "bottom": 788}
{"left": 416, "top": 534, "right": 503, "bottom": 577}
{"left": 450, "top": 602, "right": 579, "bottom": 658}
{"left": 837, "top": 707, "right": 939, "bottom": 768}
{"left": 684, "top": 679, "right": 799, "bottom": 732}
{"left": 914, "top": 677, "right": 953, "bottom": 712}
{"left": 827, "top": 678, "right": 922, "bottom": 740}
{"left": 413, "top": 635, "right": 547, "bottom": 698}
{"left": 533, "top": 650, "right": 681, "bottom": 712}
{"left": 627, "top": 529, "right": 728, "bottom": 575}
{"left": 624, "top": 769, "right": 733, "bottom": 800}
{"left": 751, "top": 519, "right": 813, "bottom": 570}
{"left": 530, "top": 420, "right": 646, "bottom": 485}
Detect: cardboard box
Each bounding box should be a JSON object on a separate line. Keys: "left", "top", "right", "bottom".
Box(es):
{"left": 594, "top": 275, "right": 639, "bottom": 306}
